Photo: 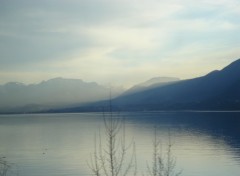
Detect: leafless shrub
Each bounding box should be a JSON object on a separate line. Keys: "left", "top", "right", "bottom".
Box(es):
{"left": 88, "top": 110, "right": 137, "bottom": 176}
{"left": 0, "top": 157, "right": 10, "bottom": 176}
{"left": 147, "top": 129, "right": 182, "bottom": 176}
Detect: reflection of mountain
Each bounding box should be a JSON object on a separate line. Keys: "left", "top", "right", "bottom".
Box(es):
{"left": 112, "top": 59, "right": 240, "bottom": 110}
{"left": 123, "top": 111, "right": 240, "bottom": 159}
{"left": 0, "top": 77, "right": 122, "bottom": 113}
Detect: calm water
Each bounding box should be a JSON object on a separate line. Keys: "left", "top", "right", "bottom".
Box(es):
{"left": 0, "top": 112, "right": 240, "bottom": 176}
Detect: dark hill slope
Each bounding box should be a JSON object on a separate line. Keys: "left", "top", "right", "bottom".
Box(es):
{"left": 112, "top": 59, "right": 240, "bottom": 110}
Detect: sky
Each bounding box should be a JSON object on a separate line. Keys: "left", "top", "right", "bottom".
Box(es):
{"left": 0, "top": 0, "right": 240, "bottom": 88}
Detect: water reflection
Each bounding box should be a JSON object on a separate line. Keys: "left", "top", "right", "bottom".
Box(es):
{"left": 122, "top": 111, "right": 240, "bottom": 176}
{"left": 123, "top": 111, "right": 240, "bottom": 155}
{"left": 0, "top": 112, "right": 240, "bottom": 176}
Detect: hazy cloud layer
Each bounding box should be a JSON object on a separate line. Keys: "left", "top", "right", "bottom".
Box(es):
{"left": 0, "top": 0, "right": 240, "bottom": 87}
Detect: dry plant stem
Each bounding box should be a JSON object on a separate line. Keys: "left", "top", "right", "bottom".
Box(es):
{"left": 88, "top": 104, "right": 137, "bottom": 176}
{"left": 88, "top": 134, "right": 102, "bottom": 176}
{"left": 0, "top": 158, "right": 10, "bottom": 176}
{"left": 147, "top": 129, "right": 182, "bottom": 176}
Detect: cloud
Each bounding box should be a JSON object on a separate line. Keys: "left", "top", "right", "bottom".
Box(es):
{"left": 0, "top": 0, "right": 240, "bottom": 86}
{"left": 0, "top": 0, "right": 131, "bottom": 65}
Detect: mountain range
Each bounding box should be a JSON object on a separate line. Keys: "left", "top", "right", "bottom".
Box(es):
{"left": 1, "top": 58, "right": 240, "bottom": 113}
{"left": 60, "top": 58, "right": 240, "bottom": 112}
{"left": 0, "top": 78, "right": 122, "bottom": 113}
{"left": 111, "top": 59, "right": 240, "bottom": 111}
{"left": 0, "top": 76, "right": 172, "bottom": 113}
{"left": 122, "top": 77, "right": 180, "bottom": 96}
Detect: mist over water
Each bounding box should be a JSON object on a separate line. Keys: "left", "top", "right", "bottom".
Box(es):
{"left": 0, "top": 112, "right": 240, "bottom": 176}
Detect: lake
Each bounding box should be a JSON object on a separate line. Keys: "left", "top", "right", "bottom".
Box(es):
{"left": 0, "top": 112, "right": 240, "bottom": 176}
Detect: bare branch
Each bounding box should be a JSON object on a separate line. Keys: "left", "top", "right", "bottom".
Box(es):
{"left": 88, "top": 99, "right": 137, "bottom": 176}
{"left": 146, "top": 128, "right": 182, "bottom": 176}
{"left": 0, "top": 157, "right": 11, "bottom": 176}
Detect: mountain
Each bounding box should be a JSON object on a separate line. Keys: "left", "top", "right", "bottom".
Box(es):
{"left": 136, "top": 77, "right": 180, "bottom": 87}
{"left": 0, "top": 77, "right": 122, "bottom": 113}
{"left": 122, "top": 77, "right": 180, "bottom": 96}
{"left": 111, "top": 59, "right": 240, "bottom": 110}
{"left": 2, "top": 59, "right": 240, "bottom": 113}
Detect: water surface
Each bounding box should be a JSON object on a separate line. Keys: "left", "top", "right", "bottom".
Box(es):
{"left": 0, "top": 112, "right": 240, "bottom": 176}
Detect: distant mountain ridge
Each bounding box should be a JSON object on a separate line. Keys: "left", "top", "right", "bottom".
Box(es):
{"left": 1, "top": 59, "right": 240, "bottom": 113}
{"left": 111, "top": 59, "right": 240, "bottom": 110}
{"left": 122, "top": 77, "right": 180, "bottom": 96}
{"left": 0, "top": 77, "right": 122, "bottom": 113}
{"left": 135, "top": 77, "right": 180, "bottom": 87}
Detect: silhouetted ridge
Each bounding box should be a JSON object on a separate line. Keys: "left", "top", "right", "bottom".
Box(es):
{"left": 222, "top": 58, "right": 240, "bottom": 72}
{"left": 110, "top": 58, "right": 240, "bottom": 110}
